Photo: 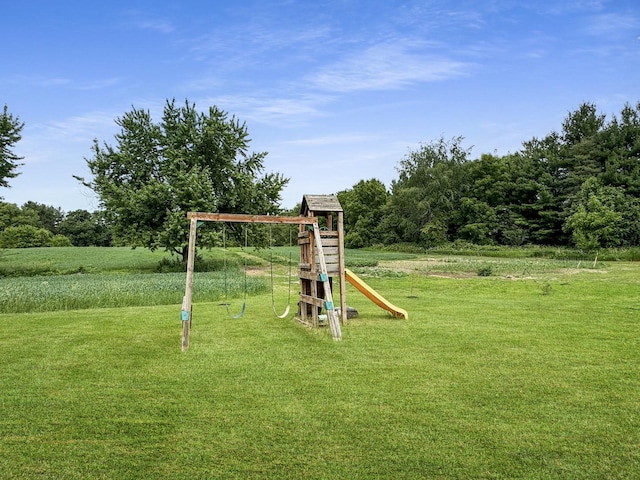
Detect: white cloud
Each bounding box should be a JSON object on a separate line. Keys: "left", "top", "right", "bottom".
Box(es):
{"left": 183, "top": 23, "right": 333, "bottom": 69}
{"left": 137, "top": 19, "right": 174, "bottom": 33}
{"left": 281, "top": 133, "right": 376, "bottom": 146}
{"left": 2, "top": 75, "right": 71, "bottom": 88}
{"left": 584, "top": 12, "right": 640, "bottom": 39}
{"left": 199, "top": 93, "right": 332, "bottom": 127}
{"left": 126, "top": 14, "right": 175, "bottom": 34}
{"left": 2, "top": 74, "right": 121, "bottom": 92}
{"left": 75, "top": 78, "right": 123, "bottom": 91}
{"left": 37, "top": 112, "right": 118, "bottom": 141}
{"left": 307, "top": 41, "right": 473, "bottom": 92}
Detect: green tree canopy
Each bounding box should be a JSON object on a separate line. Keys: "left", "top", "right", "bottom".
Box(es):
{"left": 564, "top": 177, "right": 638, "bottom": 250}
{"left": 77, "top": 99, "right": 288, "bottom": 261}
{"left": 21, "top": 201, "right": 64, "bottom": 234}
{"left": 0, "top": 105, "right": 24, "bottom": 192}
{"left": 338, "top": 179, "right": 389, "bottom": 248}
{"left": 377, "top": 102, "right": 640, "bottom": 248}
{"left": 0, "top": 225, "right": 57, "bottom": 248}
{"left": 0, "top": 202, "right": 38, "bottom": 230}
{"left": 384, "top": 136, "right": 471, "bottom": 246}
{"left": 59, "top": 209, "right": 112, "bottom": 247}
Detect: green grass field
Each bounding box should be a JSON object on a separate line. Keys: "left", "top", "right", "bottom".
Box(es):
{"left": 1, "top": 247, "right": 639, "bottom": 478}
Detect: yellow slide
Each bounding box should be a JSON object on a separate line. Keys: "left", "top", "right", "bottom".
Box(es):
{"left": 344, "top": 268, "right": 408, "bottom": 319}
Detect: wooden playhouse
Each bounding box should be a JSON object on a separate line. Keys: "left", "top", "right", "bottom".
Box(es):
{"left": 297, "top": 194, "right": 347, "bottom": 327}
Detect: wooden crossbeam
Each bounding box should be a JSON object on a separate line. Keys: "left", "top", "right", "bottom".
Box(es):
{"left": 187, "top": 212, "right": 317, "bottom": 225}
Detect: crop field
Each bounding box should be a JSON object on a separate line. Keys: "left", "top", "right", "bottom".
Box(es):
{"left": 1, "top": 247, "right": 639, "bottom": 478}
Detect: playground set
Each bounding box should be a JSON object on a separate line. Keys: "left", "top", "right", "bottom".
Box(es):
{"left": 180, "top": 194, "right": 408, "bottom": 351}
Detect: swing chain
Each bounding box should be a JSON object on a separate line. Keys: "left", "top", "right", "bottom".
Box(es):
{"left": 223, "top": 224, "right": 247, "bottom": 318}
{"left": 270, "top": 224, "right": 293, "bottom": 318}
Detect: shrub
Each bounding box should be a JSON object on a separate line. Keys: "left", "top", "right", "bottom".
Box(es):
{"left": 155, "top": 256, "right": 226, "bottom": 273}
{"left": 0, "top": 225, "right": 53, "bottom": 248}
{"left": 476, "top": 265, "right": 493, "bottom": 276}
{"left": 345, "top": 231, "right": 365, "bottom": 249}
{"left": 49, "top": 235, "right": 73, "bottom": 247}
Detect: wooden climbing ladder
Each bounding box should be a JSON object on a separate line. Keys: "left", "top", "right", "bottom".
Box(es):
{"left": 312, "top": 222, "right": 341, "bottom": 340}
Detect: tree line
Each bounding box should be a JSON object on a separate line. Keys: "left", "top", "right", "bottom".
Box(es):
{"left": 338, "top": 102, "right": 640, "bottom": 251}
{"left": 0, "top": 202, "right": 110, "bottom": 248}
{"left": 1, "top": 99, "right": 639, "bottom": 253}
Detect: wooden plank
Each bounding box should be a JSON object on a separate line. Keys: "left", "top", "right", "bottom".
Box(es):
{"left": 315, "top": 257, "right": 339, "bottom": 266}
{"left": 187, "top": 212, "right": 317, "bottom": 225}
{"left": 321, "top": 239, "right": 339, "bottom": 248}
{"left": 296, "top": 317, "right": 313, "bottom": 327}
{"left": 312, "top": 223, "right": 342, "bottom": 341}
{"left": 299, "top": 294, "right": 325, "bottom": 307}
{"left": 299, "top": 271, "right": 318, "bottom": 280}
{"left": 315, "top": 250, "right": 338, "bottom": 257}
{"left": 300, "top": 268, "right": 340, "bottom": 278}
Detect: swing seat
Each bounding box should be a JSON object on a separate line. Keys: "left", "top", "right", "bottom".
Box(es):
{"left": 230, "top": 301, "right": 246, "bottom": 319}
{"left": 223, "top": 224, "right": 248, "bottom": 319}
{"left": 272, "top": 304, "right": 290, "bottom": 319}
{"left": 270, "top": 225, "right": 293, "bottom": 319}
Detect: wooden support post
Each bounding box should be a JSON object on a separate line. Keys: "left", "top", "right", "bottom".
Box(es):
{"left": 181, "top": 217, "right": 198, "bottom": 351}
{"left": 313, "top": 223, "right": 342, "bottom": 341}
{"left": 337, "top": 210, "right": 346, "bottom": 325}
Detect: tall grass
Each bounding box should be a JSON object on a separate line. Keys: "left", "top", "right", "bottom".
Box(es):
{"left": 0, "top": 272, "right": 266, "bottom": 314}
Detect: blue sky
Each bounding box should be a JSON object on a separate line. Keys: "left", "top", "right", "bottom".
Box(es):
{"left": 2, "top": 0, "right": 639, "bottom": 212}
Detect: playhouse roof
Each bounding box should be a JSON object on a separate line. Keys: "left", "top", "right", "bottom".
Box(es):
{"left": 300, "top": 194, "right": 343, "bottom": 216}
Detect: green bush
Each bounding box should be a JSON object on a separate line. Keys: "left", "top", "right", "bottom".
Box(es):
{"left": 50, "top": 234, "right": 73, "bottom": 247}
{"left": 0, "top": 226, "right": 73, "bottom": 248}
{"left": 0, "top": 225, "right": 53, "bottom": 248}
{"left": 155, "top": 256, "right": 226, "bottom": 273}
{"left": 476, "top": 265, "right": 493, "bottom": 276}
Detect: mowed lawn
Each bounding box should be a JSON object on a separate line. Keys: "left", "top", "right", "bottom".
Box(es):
{"left": 1, "top": 255, "right": 640, "bottom": 478}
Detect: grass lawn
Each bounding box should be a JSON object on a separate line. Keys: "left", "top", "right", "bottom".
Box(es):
{"left": 1, "top": 249, "right": 639, "bottom": 478}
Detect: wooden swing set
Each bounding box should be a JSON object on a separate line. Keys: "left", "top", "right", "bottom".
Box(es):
{"left": 181, "top": 195, "right": 347, "bottom": 351}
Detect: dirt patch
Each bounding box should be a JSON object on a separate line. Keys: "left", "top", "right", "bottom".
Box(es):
{"left": 561, "top": 268, "right": 606, "bottom": 274}
{"left": 244, "top": 266, "right": 266, "bottom": 276}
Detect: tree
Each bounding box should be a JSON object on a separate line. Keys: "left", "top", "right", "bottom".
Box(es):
{"left": 338, "top": 179, "right": 389, "bottom": 248}
{"left": 517, "top": 103, "right": 611, "bottom": 246}
{"left": 564, "top": 177, "right": 625, "bottom": 250}
{"left": 77, "top": 99, "right": 288, "bottom": 262}
{"left": 385, "top": 136, "right": 471, "bottom": 246}
{"left": 59, "top": 209, "right": 112, "bottom": 246}
{"left": 0, "top": 105, "right": 24, "bottom": 192}
{"left": 0, "top": 225, "right": 55, "bottom": 248}
{"left": 21, "top": 201, "right": 64, "bottom": 234}
{"left": 600, "top": 102, "right": 640, "bottom": 194}
{"left": 0, "top": 202, "right": 38, "bottom": 230}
